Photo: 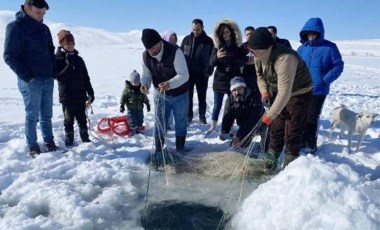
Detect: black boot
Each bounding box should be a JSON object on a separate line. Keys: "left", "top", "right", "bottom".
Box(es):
{"left": 65, "top": 132, "right": 74, "bottom": 147}
{"left": 176, "top": 136, "right": 186, "bottom": 153}
{"left": 80, "top": 129, "right": 91, "bottom": 143}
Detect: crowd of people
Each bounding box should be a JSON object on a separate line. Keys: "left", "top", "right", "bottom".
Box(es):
{"left": 3, "top": 0, "right": 344, "bottom": 170}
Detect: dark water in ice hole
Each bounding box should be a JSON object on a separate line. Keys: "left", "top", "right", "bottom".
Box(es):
{"left": 138, "top": 171, "right": 262, "bottom": 230}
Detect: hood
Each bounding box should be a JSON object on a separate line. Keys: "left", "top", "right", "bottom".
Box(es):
{"left": 212, "top": 19, "right": 242, "bottom": 48}
{"left": 299, "top": 17, "right": 325, "bottom": 43}
{"left": 161, "top": 30, "right": 176, "bottom": 42}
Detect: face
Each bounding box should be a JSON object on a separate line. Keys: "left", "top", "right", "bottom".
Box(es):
{"left": 245, "top": 29, "right": 254, "bottom": 41}
{"left": 248, "top": 47, "right": 267, "bottom": 58}
{"left": 232, "top": 86, "right": 245, "bottom": 98}
{"left": 222, "top": 28, "right": 232, "bottom": 41}
{"left": 192, "top": 23, "right": 203, "bottom": 38}
{"left": 307, "top": 32, "right": 318, "bottom": 41}
{"left": 168, "top": 34, "right": 177, "bottom": 45}
{"left": 147, "top": 41, "right": 162, "bottom": 56}
{"left": 267, "top": 28, "right": 276, "bottom": 40}
{"left": 24, "top": 4, "right": 46, "bottom": 22}
{"left": 63, "top": 42, "right": 75, "bottom": 52}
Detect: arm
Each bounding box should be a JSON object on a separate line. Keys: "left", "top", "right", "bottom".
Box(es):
{"left": 266, "top": 54, "right": 298, "bottom": 120}
{"left": 140, "top": 53, "right": 153, "bottom": 90}
{"left": 323, "top": 44, "right": 344, "bottom": 85}
{"left": 3, "top": 23, "right": 32, "bottom": 82}
{"left": 167, "top": 49, "right": 189, "bottom": 89}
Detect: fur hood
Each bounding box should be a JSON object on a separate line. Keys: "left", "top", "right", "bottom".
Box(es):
{"left": 212, "top": 19, "right": 242, "bottom": 48}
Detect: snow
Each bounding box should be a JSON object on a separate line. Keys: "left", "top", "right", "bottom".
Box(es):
{"left": 0, "top": 10, "right": 380, "bottom": 229}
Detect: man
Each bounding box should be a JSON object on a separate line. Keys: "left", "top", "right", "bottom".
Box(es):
{"left": 140, "top": 28, "right": 189, "bottom": 153}
{"left": 3, "top": 0, "right": 57, "bottom": 157}
{"left": 267, "top": 25, "right": 292, "bottom": 48}
{"left": 219, "top": 77, "right": 262, "bottom": 149}
{"left": 181, "top": 18, "right": 214, "bottom": 124}
{"left": 247, "top": 27, "right": 312, "bottom": 169}
{"left": 297, "top": 17, "right": 344, "bottom": 154}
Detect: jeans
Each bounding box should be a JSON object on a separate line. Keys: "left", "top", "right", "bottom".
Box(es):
{"left": 18, "top": 78, "right": 54, "bottom": 148}
{"left": 211, "top": 91, "right": 227, "bottom": 121}
{"left": 127, "top": 108, "right": 144, "bottom": 129}
{"left": 153, "top": 90, "right": 188, "bottom": 137}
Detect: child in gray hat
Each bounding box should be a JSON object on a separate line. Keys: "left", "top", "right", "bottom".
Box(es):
{"left": 120, "top": 70, "right": 151, "bottom": 135}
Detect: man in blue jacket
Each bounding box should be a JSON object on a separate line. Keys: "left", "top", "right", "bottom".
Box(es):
{"left": 3, "top": 0, "right": 57, "bottom": 157}
{"left": 297, "top": 17, "right": 344, "bottom": 153}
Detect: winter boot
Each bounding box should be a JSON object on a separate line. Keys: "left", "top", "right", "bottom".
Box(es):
{"left": 175, "top": 136, "right": 186, "bottom": 153}
{"left": 284, "top": 154, "right": 298, "bottom": 167}
{"left": 128, "top": 127, "right": 137, "bottom": 137}
{"left": 263, "top": 150, "right": 281, "bottom": 172}
{"left": 29, "top": 145, "right": 41, "bottom": 158}
{"left": 200, "top": 116, "right": 207, "bottom": 125}
{"left": 206, "top": 120, "right": 217, "bottom": 135}
{"left": 65, "top": 132, "right": 74, "bottom": 147}
{"left": 79, "top": 130, "right": 91, "bottom": 143}
{"left": 45, "top": 141, "right": 58, "bottom": 152}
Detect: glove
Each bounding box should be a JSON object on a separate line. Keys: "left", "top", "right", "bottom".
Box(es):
{"left": 261, "top": 92, "right": 270, "bottom": 108}
{"left": 87, "top": 95, "right": 94, "bottom": 104}
{"left": 120, "top": 105, "right": 125, "bottom": 113}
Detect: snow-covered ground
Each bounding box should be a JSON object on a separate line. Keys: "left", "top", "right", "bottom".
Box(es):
{"left": 0, "top": 11, "right": 379, "bottom": 229}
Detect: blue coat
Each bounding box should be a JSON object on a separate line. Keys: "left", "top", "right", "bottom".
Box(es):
{"left": 3, "top": 7, "right": 55, "bottom": 83}
{"left": 297, "top": 18, "right": 344, "bottom": 95}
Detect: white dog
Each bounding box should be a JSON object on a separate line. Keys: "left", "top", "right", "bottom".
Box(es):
{"left": 329, "top": 105, "right": 378, "bottom": 152}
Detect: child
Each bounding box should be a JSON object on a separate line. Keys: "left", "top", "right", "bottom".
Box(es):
{"left": 55, "top": 30, "right": 95, "bottom": 146}
{"left": 120, "top": 70, "right": 150, "bottom": 135}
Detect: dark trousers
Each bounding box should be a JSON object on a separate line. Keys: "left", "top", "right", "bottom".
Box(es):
{"left": 62, "top": 102, "right": 88, "bottom": 133}
{"left": 127, "top": 108, "right": 144, "bottom": 129}
{"left": 303, "top": 95, "right": 326, "bottom": 147}
{"left": 188, "top": 74, "right": 208, "bottom": 119}
{"left": 269, "top": 92, "right": 312, "bottom": 156}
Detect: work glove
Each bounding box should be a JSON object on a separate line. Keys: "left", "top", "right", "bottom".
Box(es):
{"left": 120, "top": 105, "right": 125, "bottom": 113}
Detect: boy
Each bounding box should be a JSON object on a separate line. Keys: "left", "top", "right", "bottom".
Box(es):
{"left": 55, "top": 30, "right": 95, "bottom": 146}
{"left": 120, "top": 70, "right": 150, "bottom": 135}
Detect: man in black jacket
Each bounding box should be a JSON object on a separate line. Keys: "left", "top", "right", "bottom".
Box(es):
{"left": 181, "top": 18, "right": 214, "bottom": 124}
{"left": 267, "top": 26, "right": 292, "bottom": 49}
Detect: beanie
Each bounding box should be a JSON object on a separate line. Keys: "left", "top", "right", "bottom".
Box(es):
{"left": 26, "top": 0, "right": 49, "bottom": 10}
{"left": 141, "top": 28, "right": 162, "bottom": 49}
{"left": 130, "top": 70, "right": 140, "bottom": 84}
{"left": 57, "top": 30, "right": 75, "bottom": 46}
{"left": 230, "top": 76, "right": 246, "bottom": 91}
{"left": 247, "top": 27, "right": 274, "bottom": 49}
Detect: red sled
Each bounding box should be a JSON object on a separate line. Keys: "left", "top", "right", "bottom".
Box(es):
{"left": 97, "top": 115, "right": 145, "bottom": 136}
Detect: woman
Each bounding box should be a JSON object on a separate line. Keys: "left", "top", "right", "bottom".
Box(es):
{"left": 207, "top": 19, "right": 246, "bottom": 134}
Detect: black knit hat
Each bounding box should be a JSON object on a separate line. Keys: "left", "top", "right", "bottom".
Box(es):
{"left": 26, "top": 0, "right": 49, "bottom": 10}
{"left": 247, "top": 27, "right": 274, "bottom": 49}
{"left": 141, "top": 28, "right": 162, "bottom": 49}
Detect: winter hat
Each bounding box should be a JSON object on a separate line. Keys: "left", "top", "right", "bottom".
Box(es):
{"left": 57, "top": 30, "right": 75, "bottom": 46}
{"left": 247, "top": 27, "right": 274, "bottom": 49}
{"left": 26, "top": 0, "right": 49, "bottom": 9}
{"left": 130, "top": 70, "right": 140, "bottom": 84}
{"left": 141, "top": 28, "right": 162, "bottom": 49}
{"left": 230, "top": 76, "right": 246, "bottom": 91}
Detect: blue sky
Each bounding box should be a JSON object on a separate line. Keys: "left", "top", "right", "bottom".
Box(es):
{"left": 1, "top": 0, "right": 379, "bottom": 40}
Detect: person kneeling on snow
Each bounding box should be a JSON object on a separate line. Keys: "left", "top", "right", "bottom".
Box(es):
{"left": 120, "top": 70, "right": 150, "bottom": 136}
{"left": 55, "top": 30, "right": 95, "bottom": 147}
{"left": 219, "top": 77, "right": 263, "bottom": 148}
